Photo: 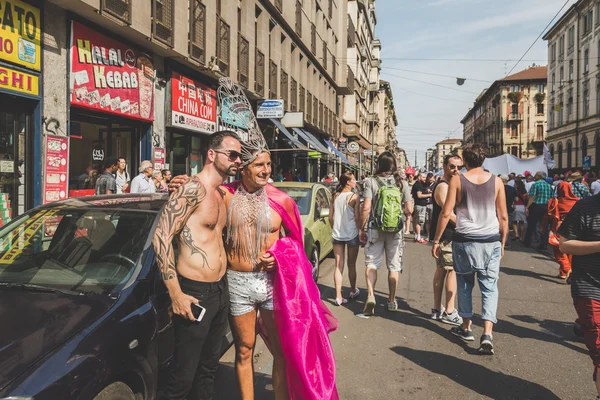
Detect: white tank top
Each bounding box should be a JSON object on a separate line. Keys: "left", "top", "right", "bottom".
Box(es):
{"left": 332, "top": 192, "right": 359, "bottom": 241}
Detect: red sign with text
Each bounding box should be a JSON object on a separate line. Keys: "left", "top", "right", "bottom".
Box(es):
{"left": 171, "top": 72, "right": 217, "bottom": 134}
{"left": 44, "top": 136, "right": 69, "bottom": 204}
{"left": 153, "top": 148, "right": 165, "bottom": 170}
{"left": 70, "top": 21, "right": 155, "bottom": 121}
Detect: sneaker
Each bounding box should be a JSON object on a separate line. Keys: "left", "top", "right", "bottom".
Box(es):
{"left": 450, "top": 326, "right": 475, "bottom": 341}
{"left": 334, "top": 298, "right": 348, "bottom": 306}
{"left": 387, "top": 300, "right": 398, "bottom": 312}
{"left": 363, "top": 295, "right": 376, "bottom": 316}
{"left": 431, "top": 306, "right": 445, "bottom": 320}
{"left": 478, "top": 334, "right": 494, "bottom": 355}
{"left": 440, "top": 310, "right": 463, "bottom": 326}
{"left": 418, "top": 238, "right": 429, "bottom": 244}
{"left": 349, "top": 288, "right": 360, "bottom": 300}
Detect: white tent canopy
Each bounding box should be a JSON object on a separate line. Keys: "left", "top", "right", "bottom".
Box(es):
{"left": 482, "top": 154, "right": 548, "bottom": 176}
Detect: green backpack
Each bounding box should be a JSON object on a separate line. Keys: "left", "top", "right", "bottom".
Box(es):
{"left": 373, "top": 177, "right": 404, "bottom": 233}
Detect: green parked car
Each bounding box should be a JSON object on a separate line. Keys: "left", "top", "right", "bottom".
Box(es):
{"left": 272, "top": 182, "right": 333, "bottom": 282}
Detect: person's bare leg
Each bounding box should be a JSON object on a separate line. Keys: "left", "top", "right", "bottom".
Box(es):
{"left": 414, "top": 221, "right": 422, "bottom": 239}
{"left": 404, "top": 214, "right": 412, "bottom": 234}
{"left": 511, "top": 221, "right": 519, "bottom": 238}
{"left": 347, "top": 245, "right": 359, "bottom": 292}
{"left": 332, "top": 244, "right": 345, "bottom": 301}
{"left": 433, "top": 267, "right": 447, "bottom": 311}
{"left": 519, "top": 222, "right": 525, "bottom": 242}
{"left": 462, "top": 317, "right": 472, "bottom": 331}
{"left": 444, "top": 270, "right": 457, "bottom": 313}
{"left": 260, "top": 309, "right": 288, "bottom": 400}
{"left": 388, "top": 271, "right": 400, "bottom": 302}
{"left": 366, "top": 267, "right": 378, "bottom": 297}
{"left": 230, "top": 310, "right": 258, "bottom": 400}
{"left": 483, "top": 320, "right": 494, "bottom": 336}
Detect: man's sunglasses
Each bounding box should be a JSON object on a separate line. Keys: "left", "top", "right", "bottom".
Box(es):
{"left": 214, "top": 149, "right": 242, "bottom": 161}
{"left": 448, "top": 164, "right": 462, "bottom": 170}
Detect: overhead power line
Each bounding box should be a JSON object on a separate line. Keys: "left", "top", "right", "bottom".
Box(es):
{"left": 392, "top": 87, "right": 472, "bottom": 103}
{"left": 505, "top": 0, "right": 571, "bottom": 76}
{"left": 382, "top": 66, "right": 493, "bottom": 83}
{"left": 382, "top": 72, "right": 481, "bottom": 94}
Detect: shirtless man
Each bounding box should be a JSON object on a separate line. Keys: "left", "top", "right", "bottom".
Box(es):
{"left": 153, "top": 131, "right": 242, "bottom": 400}
{"left": 223, "top": 151, "right": 288, "bottom": 399}
{"left": 169, "top": 151, "right": 289, "bottom": 399}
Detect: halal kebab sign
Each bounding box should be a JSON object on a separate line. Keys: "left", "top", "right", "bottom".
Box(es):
{"left": 69, "top": 21, "right": 155, "bottom": 121}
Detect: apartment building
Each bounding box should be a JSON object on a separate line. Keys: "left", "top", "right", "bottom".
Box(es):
{"left": 461, "top": 66, "right": 547, "bottom": 160}
{"left": 433, "top": 139, "right": 462, "bottom": 170}
{"left": 371, "top": 80, "right": 398, "bottom": 154}
{"left": 397, "top": 148, "right": 408, "bottom": 168}
{"left": 1, "top": 0, "right": 350, "bottom": 214}
{"left": 544, "top": 0, "right": 600, "bottom": 170}
{"left": 342, "top": 0, "right": 381, "bottom": 168}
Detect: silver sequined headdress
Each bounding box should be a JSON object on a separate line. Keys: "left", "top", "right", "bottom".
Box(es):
{"left": 217, "top": 77, "right": 269, "bottom": 166}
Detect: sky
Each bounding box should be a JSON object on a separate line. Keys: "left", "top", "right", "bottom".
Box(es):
{"left": 375, "top": 0, "right": 575, "bottom": 167}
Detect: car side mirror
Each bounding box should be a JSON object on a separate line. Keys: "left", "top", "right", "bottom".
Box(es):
{"left": 320, "top": 208, "right": 330, "bottom": 219}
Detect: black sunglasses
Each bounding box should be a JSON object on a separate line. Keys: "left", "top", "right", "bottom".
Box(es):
{"left": 448, "top": 164, "right": 462, "bottom": 170}
{"left": 214, "top": 149, "right": 242, "bottom": 161}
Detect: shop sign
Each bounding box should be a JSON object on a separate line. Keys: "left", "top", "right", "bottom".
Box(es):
{"left": 153, "top": 147, "right": 165, "bottom": 170}
{"left": 69, "top": 21, "right": 155, "bottom": 121}
{"left": 92, "top": 148, "right": 104, "bottom": 161}
{"left": 256, "top": 100, "right": 284, "bottom": 119}
{"left": 0, "top": 0, "right": 41, "bottom": 71}
{"left": 363, "top": 149, "right": 374, "bottom": 156}
{"left": 171, "top": 72, "right": 216, "bottom": 134}
{"left": 0, "top": 65, "right": 38, "bottom": 96}
{"left": 339, "top": 141, "right": 347, "bottom": 153}
{"left": 44, "top": 135, "right": 69, "bottom": 204}
{"left": 347, "top": 141, "right": 359, "bottom": 154}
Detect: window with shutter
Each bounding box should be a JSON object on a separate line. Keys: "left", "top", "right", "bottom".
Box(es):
{"left": 255, "top": 50, "right": 265, "bottom": 96}
{"left": 313, "top": 97, "right": 318, "bottom": 125}
{"left": 152, "top": 0, "right": 174, "bottom": 46}
{"left": 275, "top": 0, "right": 283, "bottom": 12}
{"left": 217, "top": 19, "right": 230, "bottom": 75}
{"left": 328, "top": 0, "right": 333, "bottom": 19}
{"left": 281, "top": 71, "right": 289, "bottom": 109}
{"left": 323, "top": 41, "right": 327, "bottom": 69}
{"left": 306, "top": 92, "right": 312, "bottom": 121}
{"left": 299, "top": 85, "right": 305, "bottom": 113}
{"left": 295, "top": 1, "right": 302, "bottom": 35}
{"left": 290, "top": 78, "right": 297, "bottom": 111}
{"left": 269, "top": 60, "right": 278, "bottom": 99}
{"left": 189, "top": 0, "right": 206, "bottom": 64}
{"left": 311, "top": 24, "right": 316, "bottom": 54}
{"left": 238, "top": 35, "right": 250, "bottom": 87}
{"left": 102, "top": 0, "right": 131, "bottom": 24}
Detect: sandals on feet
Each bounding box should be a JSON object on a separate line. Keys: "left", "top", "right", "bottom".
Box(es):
{"left": 335, "top": 298, "right": 348, "bottom": 306}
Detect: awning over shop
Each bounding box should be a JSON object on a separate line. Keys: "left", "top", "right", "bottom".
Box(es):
{"left": 270, "top": 119, "right": 310, "bottom": 151}
{"left": 293, "top": 128, "right": 329, "bottom": 153}
{"left": 325, "top": 140, "right": 351, "bottom": 165}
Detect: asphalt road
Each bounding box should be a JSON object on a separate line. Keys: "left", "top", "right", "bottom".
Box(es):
{"left": 214, "top": 239, "right": 591, "bottom": 399}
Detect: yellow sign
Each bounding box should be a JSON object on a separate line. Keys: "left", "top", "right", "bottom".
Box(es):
{"left": 0, "top": 0, "right": 41, "bottom": 71}
{"left": 0, "top": 64, "right": 38, "bottom": 95}
{"left": 0, "top": 210, "right": 58, "bottom": 264}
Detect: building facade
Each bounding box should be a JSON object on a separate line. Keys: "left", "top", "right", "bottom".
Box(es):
{"left": 433, "top": 139, "right": 462, "bottom": 170}
{"left": 544, "top": 0, "right": 600, "bottom": 171}
{"left": 342, "top": 0, "right": 381, "bottom": 171}
{"left": 372, "top": 80, "right": 398, "bottom": 154}
{"left": 4, "top": 0, "right": 353, "bottom": 223}
{"left": 461, "top": 66, "right": 548, "bottom": 160}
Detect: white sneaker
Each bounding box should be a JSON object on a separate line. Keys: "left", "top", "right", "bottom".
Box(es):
{"left": 440, "top": 309, "right": 463, "bottom": 326}
{"left": 430, "top": 306, "right": 445, "bottom": 320}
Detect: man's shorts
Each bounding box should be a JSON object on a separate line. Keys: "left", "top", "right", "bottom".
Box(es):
{"left": 365, "top": 229, "right": 404, "bottom": 273}
{"left": 436, "top": 240, "right": 454, "bottom": 270}
{"left": 415, "top": 205, "right": 432, "bottom": 225}
{"left": 574, "top": 297, "right": 600, "bottom": 368}
{"left": 227, "top": 270, "right": 274, "bottom": 317}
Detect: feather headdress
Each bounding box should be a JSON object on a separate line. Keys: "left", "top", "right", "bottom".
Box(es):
{"left": 217, "top": 77, "right": 269, "bottom": 165}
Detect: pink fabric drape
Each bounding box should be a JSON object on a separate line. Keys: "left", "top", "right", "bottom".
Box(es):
{"left": 225, "top": 181, "right": 339, "bottom": 400}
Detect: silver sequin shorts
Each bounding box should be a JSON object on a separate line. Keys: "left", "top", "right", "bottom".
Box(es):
{"left": 227, "top": 269, "right": 274, "bottom": 316}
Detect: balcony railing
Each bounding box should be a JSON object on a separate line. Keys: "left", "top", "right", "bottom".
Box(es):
{"left": 368, "top": 82, "right": 379, "bottom": 92}
{"left": 508, "top": 113, "right": 523, "bottom": 121}
{"left": 368, "top": 112, "right": 379, "bottom": 123}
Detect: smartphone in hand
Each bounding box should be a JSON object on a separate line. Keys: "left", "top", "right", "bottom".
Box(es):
{"left": 192, "top": 303, "right": 206, "bottom": 322}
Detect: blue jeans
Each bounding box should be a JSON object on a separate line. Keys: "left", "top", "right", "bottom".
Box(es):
{"left": 452, "top": 241, "right": 502, "bottom": 324}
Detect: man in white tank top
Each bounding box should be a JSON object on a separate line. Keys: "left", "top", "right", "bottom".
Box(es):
{"left": 431, "top": 145, "right": 509, "bottom": 356}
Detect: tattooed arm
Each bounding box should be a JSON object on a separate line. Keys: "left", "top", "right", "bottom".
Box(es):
{"left": 152, "top": 177, "right": 206, "bottom": 320}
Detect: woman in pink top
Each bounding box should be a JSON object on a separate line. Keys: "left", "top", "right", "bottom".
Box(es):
{"left": 512, "top": 180, "right": 528, "bottom": 241}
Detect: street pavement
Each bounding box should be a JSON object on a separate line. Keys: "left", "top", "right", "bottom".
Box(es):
{"left": 214, "top": 238, "right": 591, "bottom": 399}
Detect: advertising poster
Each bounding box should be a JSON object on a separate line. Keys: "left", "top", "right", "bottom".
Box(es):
{"left": 44, "top": 136, "right": 69, "bottom": 204}
{"left": 153, "top": 148, "right": 165, "bottom": 170}
{"left": 0, "top": 0, "right": 41, "bottom": 71}
{"left": 69, "top": 21, "right": 155, "bottom": 121}
{"left": 171, "top": 72, "right": 217, "bottom": 134}
{"left": 256, "top": 100, "right": 285, "bottom": 119}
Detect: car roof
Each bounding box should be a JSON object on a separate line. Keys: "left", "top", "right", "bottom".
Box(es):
{"left": 272, "top": 182, "right": 321, "bottom": 189}
{"left": 38, "top": 193, "right": 169, "bottom": 212}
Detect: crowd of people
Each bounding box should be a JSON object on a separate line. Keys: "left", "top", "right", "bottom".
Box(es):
{"left": 92, "top": 157, "right": 172, "bottom": 195}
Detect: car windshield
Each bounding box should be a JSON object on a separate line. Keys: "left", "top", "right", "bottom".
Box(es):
{"left": 0, "top": 208, "right": 156, "bottom": 295}
{"left": 275, "top": 187, "right": 312, "bottom": 215}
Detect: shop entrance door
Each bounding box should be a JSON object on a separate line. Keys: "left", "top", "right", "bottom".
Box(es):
{"left": 0, "top": 97, "right": 34, "bottom": 220}
{"left": 98, "top": 127, "right": 139, "bottom": 174}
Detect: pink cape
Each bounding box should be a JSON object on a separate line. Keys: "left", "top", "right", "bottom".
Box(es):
{"left": 225, "top": 181, "right": 339, "bottom": 400}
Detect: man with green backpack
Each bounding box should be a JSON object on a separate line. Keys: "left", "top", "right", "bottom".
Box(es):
{"left": 359, "top": 152, "right": 414, "bottom": 315}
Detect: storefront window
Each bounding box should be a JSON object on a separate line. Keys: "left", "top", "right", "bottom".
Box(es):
{"left": 0, "top": 98, "right": 33, "bottom": 221}
{"left": 166, "top": 133, "right": 206, "bottom": 177}
{"left": 69, "top": 113, "right": 141, "bottom": 193}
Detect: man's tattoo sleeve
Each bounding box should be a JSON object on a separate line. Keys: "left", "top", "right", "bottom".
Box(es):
{"left": 152, "top": 178, "right": 206, "bottom": 280}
